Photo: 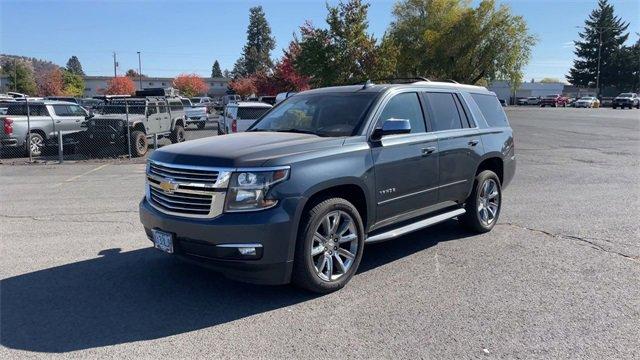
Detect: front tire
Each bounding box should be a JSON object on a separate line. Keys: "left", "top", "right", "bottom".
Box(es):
{"left": 170, "top": 125, "right": 186, "bottom": 143}
{"left": 459, "top": 170, "right": 502, "bottom": 233}
{"left": 129, "top": 130, "right": 148, "bottom": 157}
{"left": 292, "top": 197, "right": 365, "bottom": 294}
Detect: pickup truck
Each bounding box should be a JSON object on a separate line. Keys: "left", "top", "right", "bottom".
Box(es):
{"left": 139, "top": 79, "right": 516, "bottom": 293}
{"left": 181, "top": 98, "right": 208, "bottom": 129}
{"left": 540, "top": 94, "right": 568, "bottom": 107}
{"left": 0, "top": 100, "right": 90, "bottom": 156}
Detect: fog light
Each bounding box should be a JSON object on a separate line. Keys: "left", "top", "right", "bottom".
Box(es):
{"left": 238, "top": 247, "right": 257, "bottom": 256}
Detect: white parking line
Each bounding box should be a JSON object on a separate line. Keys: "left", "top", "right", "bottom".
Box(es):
{"left": 52, "top": 164, "right": 110, "bottom": 187}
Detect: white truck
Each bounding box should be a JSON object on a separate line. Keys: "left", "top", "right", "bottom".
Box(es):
{"left": 181, "top": 98, "right": 209, "bottom": 129}
{"left": 218, "top": 101, "right": 272, "bottom": 135}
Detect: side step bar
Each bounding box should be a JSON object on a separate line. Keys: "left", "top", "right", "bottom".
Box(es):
{"left": 365, "top": 208, "right": 466, "bottom": 244}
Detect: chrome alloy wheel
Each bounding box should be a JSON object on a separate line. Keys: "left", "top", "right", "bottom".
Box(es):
{"left": 478, "top": 178, "right": 500, "bottom": 226}
{"left": 29, "top": 135, "right": 44, "bottom": 156}
{"left": 311, "top": 210, "right": 358, "bottom": 282}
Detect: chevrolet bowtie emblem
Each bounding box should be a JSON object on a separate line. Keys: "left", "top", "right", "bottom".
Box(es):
{"left": 159, "top": 180, "right": 178, "bottom": 193}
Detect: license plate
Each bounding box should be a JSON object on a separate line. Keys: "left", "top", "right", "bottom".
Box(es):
{"left": 152, "top": 229, "right": 174, "bottom": 254}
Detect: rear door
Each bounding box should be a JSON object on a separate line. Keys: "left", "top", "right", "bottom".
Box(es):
{"left": 423, "top": 91, "right": 483, "bottom": 203}
{"left": 371, "top": 91, "right": 439, "bottom": 224}
{"left": 157, "top": 101, "right": 170, "bottom": 133}
{"left": 145, "top": 102, "right": 159, "bottom": 134}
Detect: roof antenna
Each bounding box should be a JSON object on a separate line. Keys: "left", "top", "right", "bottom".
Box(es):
{"left": 362, "top": 79, "right": 373, "bottom": 89}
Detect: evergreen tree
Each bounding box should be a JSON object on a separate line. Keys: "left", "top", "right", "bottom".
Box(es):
{"left": 211, "top": 60, "right": 223, "bottom": 77}
{"left": 1, "top": 58, "right": 37, "bottom": 94}
{"left": 66, "top": 56, "right": 85, "bottom": 75}
{"left": 233, "top": 6, "right": 275, "bottom": 76}
{"left": 613, "top": 37, "right": 640, "bottom": 92}
{"left": 567, "top": 0, "right": 629, "bottom": 94}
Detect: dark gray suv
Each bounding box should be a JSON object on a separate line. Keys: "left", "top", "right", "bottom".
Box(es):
{"left": 139, "top": 80, "right": 516, "bottom": 293}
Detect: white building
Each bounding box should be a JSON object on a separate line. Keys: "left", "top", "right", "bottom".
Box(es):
{"left": 488, "top": 80, "right": 596, "bottom": 103}
{"left": 83, "top": 76, "right": 229, "bottom": 97}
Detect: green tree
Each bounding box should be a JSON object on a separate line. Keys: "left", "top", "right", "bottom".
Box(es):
{"left": 540, "top": 77, "right": 562, "bottom": 83}
{"left": 1, "top": 58, "right": 37, "bottom": 95}
{"left": 211, "top": 60, "right": 223, "bottom": 77}
{"left": 295, "top": 0, "right": 397, "bottom": 87}
{"left": 613, "top": 37, "right": 640, "bottom": 92}
{"left": 62, "top": 70, "right": 85, "bottom": 96}
{"left": 567, "top": 0, "right": 629, "bottom": 94}
{"left": 388, "top": 0, "right": 536, "bottom": 87}
{"left": 66, "top": 56, "right": 85, "bottom": 75}
{"left": 233, "top": 6, "right": 275, "bottom": 76}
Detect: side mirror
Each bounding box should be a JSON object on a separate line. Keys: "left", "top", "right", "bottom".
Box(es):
{"left": 371, "top": 118, "right": 411, "bottom": 141}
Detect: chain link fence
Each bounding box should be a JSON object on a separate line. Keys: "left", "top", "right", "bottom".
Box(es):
{"left": 0, "top": 98, "right": 222, "bottom": 163}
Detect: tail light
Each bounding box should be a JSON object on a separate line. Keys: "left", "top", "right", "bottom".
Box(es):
{"left": 231, "top": 119, "right": 237, "bottom": 133}
{"left": 3, "top": 118, "right": 13, "bottom": 135}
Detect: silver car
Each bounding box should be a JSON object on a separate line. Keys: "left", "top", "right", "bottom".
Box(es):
{"left": 0, "top": 100, "right": 90, "bottom": 156}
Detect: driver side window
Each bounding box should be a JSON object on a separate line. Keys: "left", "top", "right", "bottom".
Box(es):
{"left": 146, "top": 103, "right": 157, "bottom": 116}
{"left": 377, "top": 93, "right": 426, "bottom": 133}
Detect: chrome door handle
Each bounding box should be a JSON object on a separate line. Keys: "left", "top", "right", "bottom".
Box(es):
{"left": 55, "top": 120, "right": 62, "bottom": 123}
{"left": 422, "top": 146, "right": 436, "bottom": 156}
{"left": 468, "top": 139, "right": 479, "bottom": 146}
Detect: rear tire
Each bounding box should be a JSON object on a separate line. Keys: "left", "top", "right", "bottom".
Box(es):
{"left": 170, "top": 125, "right": 186, "bottom": 143}
{"left": 292, "top": 197, "right": 365, "bottom": 294}
{"left": 26, "top": 132, "right": 45, "bottom": 157}
{"left": 129, "top": 130, "right": 148, "bottom": 157}
{"left": 459, "top": 170, "right": 502, "bottom": 233}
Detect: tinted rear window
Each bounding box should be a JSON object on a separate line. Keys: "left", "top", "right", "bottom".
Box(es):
{"left": 237, "top": 107, "right": 271, "bottom": 120}
{"left": 471, "top": 93, "right": 509, "bottom": 127}
{"left": 6, "top": 104, "right": 49, "bottom": 116}
{"left": 424, "top": 92, "right": 463, "bottom": 131}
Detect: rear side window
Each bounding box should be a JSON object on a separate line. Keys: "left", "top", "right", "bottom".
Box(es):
{"left": 6, "top": 104, "right": 49, "bottom": 116}
{"left": 424, "top": 92, "right": 463, "bottom": 131}
{"left": 237, "top": 107, "right": 270, "bottom": 120}
{"left": 471, "top": 94, "right": 509, "bottom": 127}
{"left": 377, "top": 92, "right": 426, "bottom": 133}
{"left": 158, "top": 102, "right": 167, "bottom": 113}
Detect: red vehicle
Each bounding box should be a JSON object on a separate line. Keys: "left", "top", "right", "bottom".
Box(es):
{"left": 540, "top": 94, "right": 569, "bottom": 107}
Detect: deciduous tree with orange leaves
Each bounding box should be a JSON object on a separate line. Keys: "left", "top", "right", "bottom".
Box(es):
{"left": 104, "top": 76, "right": 136, "bottom": 95}
{"left": 37, "top": 68, "right": 64, "bottom": 96}
{"left": 228, "top": 77, "right": 257, "bottom": 97}
{"left": 173, "top": 74, "right": 209, "bottom": 98}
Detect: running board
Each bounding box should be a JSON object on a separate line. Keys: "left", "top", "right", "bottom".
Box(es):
{"left": 365, "top": 208, "right": 466, "bottom": 244}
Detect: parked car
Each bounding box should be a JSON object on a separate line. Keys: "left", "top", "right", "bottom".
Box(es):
{"left": 526, "top": 97, "right": 540, "bottom": 105}
{"left": 540, "top": 94, "right": 568, "bottom": 107}
{"left": 181, "top": 98, "right": 208, "bottom": 129}
{"left": 191, "top": 96, "right": 214, "bottom": 113}
{"left": 7, "top": 92, "right": 27, "bottom": 99}
{"left": 83, "top": 92, "right": 186, "bottom": 157}
{"left": 275, "top": 91, "right": 297, "bottom": 104}
{"left": 259, "top": 96, "right": 277, "bottom": 105}
{"left": 221, "top": 94, "right": 242, "bottom": 107}
{"left": 0, "top": 100, "right": 90, "bottom": 156}
{"left": 574, "top": 96, "right": 600, "bottom": 108}
{"left": 612, "top": 93, "right": 640, "bottom": 109}
{"left": 218, "top": 101, "right": 272, "bottom": 135}
{"left": 516, "top": 97, "right": 528, "bottom": 106}
{"left": 46, "top": 96, "right": 80, "bottom": 104}
{"left": 139, "top": 80, "right": 516, "bottom": 293}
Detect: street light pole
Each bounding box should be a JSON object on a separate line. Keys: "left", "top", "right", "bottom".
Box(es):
{"left": 137, "top": 51, "right": 143, "bottom": 90}
{"left": 596, "top": 29, "right": 602, "bottom": 97}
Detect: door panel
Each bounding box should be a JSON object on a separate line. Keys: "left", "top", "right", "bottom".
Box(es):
{"left": 145, "top": 103, "right": 159, "bottom": 133}
{"left": 371, "top": 91, "right": 439, "bottom": 224}
{"left": 372, "top": 134, "right": 439, "bottom": 221}
{"left": 436, "top": 130, "right": 483, "bottom": 202}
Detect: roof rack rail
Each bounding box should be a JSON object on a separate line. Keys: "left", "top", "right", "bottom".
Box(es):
{"left": 372, "top": 77, "right": 431, "bottom": 84}
{"left": 444, "top": 79, "right": 459, "bottom": 84}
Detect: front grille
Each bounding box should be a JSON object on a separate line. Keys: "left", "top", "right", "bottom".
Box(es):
{"left": 149, "top": 161, "right": 219, "bottom": 184}
{"left": 146, "top": 161, "right": 228, "bottom": 218}
{"left": 90, "top": 119, "right": 123, "bottom": 133}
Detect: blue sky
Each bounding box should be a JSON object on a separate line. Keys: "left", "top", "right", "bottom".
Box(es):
{"left": 1, "top": 0, "right": 638, "bottom": 82}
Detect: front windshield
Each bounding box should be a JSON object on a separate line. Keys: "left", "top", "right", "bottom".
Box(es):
{"left": 619, "top": 93, "right": 633, "bottom": 97}
{"left": 102, "top": 100, "right": 146, "bottom": 115}
{"left": 249, "top": 93, "right": 377, "bottom": 137}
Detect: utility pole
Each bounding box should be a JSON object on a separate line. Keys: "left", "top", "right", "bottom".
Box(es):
{"left": 137, "top": 51, "right": 143, "bottom": 90}
{"left": 14, "top": 58, "right": 18, "bottom": 91}
{"left": 113, "top": 51, "right": 118, "bottom": 77}
{"left": 596, "top": 29, "right": 602, "bottom": 97}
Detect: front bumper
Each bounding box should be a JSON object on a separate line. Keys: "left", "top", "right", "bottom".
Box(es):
{"left": 139, "top": 196, "right": 302, "bottom": 285}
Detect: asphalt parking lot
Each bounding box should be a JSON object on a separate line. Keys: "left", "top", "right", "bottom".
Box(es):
{"left": 1, "top": 107, "right": 638, "bottom": 358}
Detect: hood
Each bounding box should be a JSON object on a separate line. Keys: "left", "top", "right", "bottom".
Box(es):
{"left": 150, "top": 131, "right": 347, "bottom": 167}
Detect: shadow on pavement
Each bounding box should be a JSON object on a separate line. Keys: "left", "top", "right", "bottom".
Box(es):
{"left": 1, "top": 220, "right": 470, "bottom": 353}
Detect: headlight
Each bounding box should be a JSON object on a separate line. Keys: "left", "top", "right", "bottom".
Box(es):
{"left": 224, "top": 168, "right": 289, "bottom": 212}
